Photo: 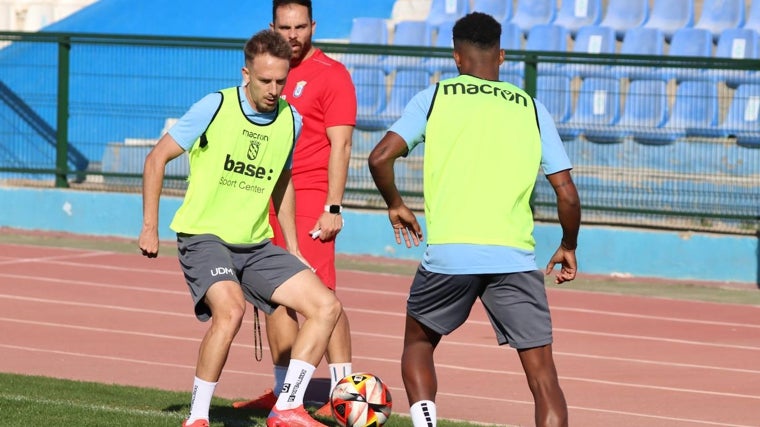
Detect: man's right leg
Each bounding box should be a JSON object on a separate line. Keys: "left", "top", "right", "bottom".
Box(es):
{"left": 517, "top": 344, "right": 568, "bottom": 427}
{"left": 232, "top": 305, "right": 299, "bottom": 410}
{"left": 402, "top": 314, "right": 442, "bottom": 427}
{"left": 187, "top": 280, "right": 247, "bottom": 426}
{"left": 266, "top": 269, "right": 341, "bottom": 427}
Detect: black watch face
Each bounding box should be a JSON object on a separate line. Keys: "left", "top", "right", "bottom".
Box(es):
{"left": 329, "top": 205, "right": 341, "bottom": 214}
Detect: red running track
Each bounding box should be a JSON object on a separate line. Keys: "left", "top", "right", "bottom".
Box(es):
{"left": 1, "top": 242, "right": 759, "bottom": 426}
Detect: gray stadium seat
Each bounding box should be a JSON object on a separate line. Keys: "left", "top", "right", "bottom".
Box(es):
{"left": 509, "top": 0, "right": 557, "bottom": 35}
{"left": 552, "top": 0, "right": 602, "bottom": 38}
{"left": 694, "top": 0, "right": 746, "bottom": 42}
{"left": 642, "top": 0, "right": 695, "bottom": 42}
{"left": 598, "top": 0, "right": 649, "bottom": 41}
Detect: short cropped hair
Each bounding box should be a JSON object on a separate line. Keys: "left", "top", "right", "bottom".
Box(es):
{"left": 452, "top": 12, "right": 501, "bottom": 49}
{"left": 244, "top": 30, "right": 292, "bottom": 63}
{"left": 273, "top": 0, "right": 313, "bottom": 21}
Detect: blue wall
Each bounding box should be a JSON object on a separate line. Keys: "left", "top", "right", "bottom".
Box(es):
{"left": 1, "top": 187, "right": 757, "bottom": 286}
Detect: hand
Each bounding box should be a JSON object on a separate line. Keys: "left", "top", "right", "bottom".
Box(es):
{"left": 389, "top": 205, "right": 423, "bottom": 248}
{"left": 309, "top": 212, "right": 344, "bottom": 242}
{"left": 138, "top": 226, "right": 159, "bottom": 258}
{"left": 545, "top": 245, "right": 577, "bottom": 284}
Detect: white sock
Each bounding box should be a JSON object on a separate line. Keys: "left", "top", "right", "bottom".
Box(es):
{"left": 273, "top": 365, "right": 288, "bottom": 397}
{"left": 410, "top": 400, "right": 436, "bottom": 427}
{"left": 274, "top": 359, "right": 316, "bottom": 410}
{"left": 328, "top": 362, "right": 352, "bottom": 393}
{"left": 187, "top": 377, "right": 217, "bottom": 423}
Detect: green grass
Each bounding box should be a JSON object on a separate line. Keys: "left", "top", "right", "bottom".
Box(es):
{"left": 0, "top": 373, "right": 483, "bottom": 427}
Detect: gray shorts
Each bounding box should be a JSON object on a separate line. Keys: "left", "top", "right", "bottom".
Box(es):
{"left": 407, "top": 267, "right": 553, "bottom": 349}
{"left": 176, "top": 233, "right": 308, "bottom": 321}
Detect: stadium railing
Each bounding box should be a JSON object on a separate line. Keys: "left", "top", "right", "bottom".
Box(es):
{"left": 0, "top": 31, "right": 758, "bottom": 235}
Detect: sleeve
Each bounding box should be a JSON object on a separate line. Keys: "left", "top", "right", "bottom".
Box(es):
{"left": 536, "top": 99, "right": 573, "bottom": 175}
{"left": 167, "top": 92, "right": 222, "bottom": 151}
{"left": 388, "top": 85, "right": 436, "bottom": 153}
{"left": 322, "top": 65, "right": 357, "bottom": 127}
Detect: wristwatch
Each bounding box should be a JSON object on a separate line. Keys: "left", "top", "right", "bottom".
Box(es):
{"left": 325, "top": 204, "right": 342, "bottom": 214}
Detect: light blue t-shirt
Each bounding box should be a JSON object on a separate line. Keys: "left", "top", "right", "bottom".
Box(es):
{"left": 169, "top": 86, "right": 303, "bottom": 169}
{"left": 389, "top": 82, "right": 573, "bottom": 274}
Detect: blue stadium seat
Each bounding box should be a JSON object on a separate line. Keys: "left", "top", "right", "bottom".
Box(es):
{"left": 560, "top": 24, "right": 617, "bottom": 79}
{"left": 694, "top": 0, "right": 746, "bottom": 42}
{"left": 344, "top": 17, "right": 389, "bottom": 68}
{"left": 499, "top": 70, "right": 524, "bottom": 88}
{"left": 348, "top": 17, "right": 389, "bottom": 44}
{"left": 556, "top": 77, "right": 621, "bottom": 141}
{"left": 500, "top": 21, "right": 524, "bottom": 78}
{"left": 552, "top": 0, "right": 603, "bottom": 38}
{"left": 705, "top": 28, "right": 760, "bottom": 88}
{"left": 642, "top": 0, "right": 695, "bottom": 42}
{"left": 717, "top": 83, "right": 760, "bottom": 147}
{"left": 509, "top": 0, "right": 557, "bottom": 35}
{"left": 433, "top": 19, "right": 455, "bottom": 48}
{"left": 536, "top": 75, "right": 572, "bottom": 124}
{"left": 424, "top": 20, "right": 455, "bottom": 78}
{"left": 614, "top": 27, "right": 666, "bottom": 80}
{"left": 660, "top": 28, "right": 714, "bottom": 82}
{"left": 598, "top": 0, "right": 649, "bottom": 41}
{"left": 744, "top": 0, "right": 760, "bottom": 34}
{"left": 385, "top": 20, "right": 433, "bottom": 72}
{"left": 381, "top": 69, "right": 431, "bottom": 128}
{"left": 524, "top": 24, "right": 569, "bottom": 76}
{"left": 639, "top": 80, "right": 719, "bottom": 140}
{"left": 426, "top": 0, "right": 469, "bottom": 27}
{"left": 392, "top": 20, "right": 432, "bottom": 46}
{"left": 351, "top": 66, "right": 388, "bottom": 131}
{"left": 472, "top": 0, "right": 512, "bottom": 23}
{"left": 585, "top": 79, "right": 669, "bottom": 144}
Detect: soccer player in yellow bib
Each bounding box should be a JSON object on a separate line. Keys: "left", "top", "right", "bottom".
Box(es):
{"left": 140, "top": 30, "right": 337, "bottom": 427}
{"left": 368, "top": 12, "right": 581, "bottom": 427}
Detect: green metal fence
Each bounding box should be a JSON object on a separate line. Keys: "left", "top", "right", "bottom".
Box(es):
{"left": 0, "top": 31, "right": 758, "bottom": 235}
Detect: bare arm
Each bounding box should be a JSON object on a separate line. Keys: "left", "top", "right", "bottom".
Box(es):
{"left": 368, "top": 131, "right": 423, "bottom": 248}
{"left": 313, "top": 125, "right": 353, "bottom": 241}
{"left": 138, "top": 134, "right": 185, "bottom": 258}
{"left": 271, "top": 168, "right": 307, "bottom": 263}
{"left": 544, "top": 169, "right": 581, "bottom": 283}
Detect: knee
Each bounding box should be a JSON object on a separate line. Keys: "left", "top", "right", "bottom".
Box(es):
{"left": 212, "top": 301, "right": 246, "bottom": 332}
{"left": 315, "top": 294, "right": 342, "bottom": 325}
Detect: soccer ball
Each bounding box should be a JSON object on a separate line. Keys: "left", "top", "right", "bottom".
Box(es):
{"left": 330, "top": 373, "right": 393, "bottom": 427}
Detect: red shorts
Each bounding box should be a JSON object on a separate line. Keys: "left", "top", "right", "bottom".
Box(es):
{"left": 269, "top": 188, "right": 336, "bottom": 289}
